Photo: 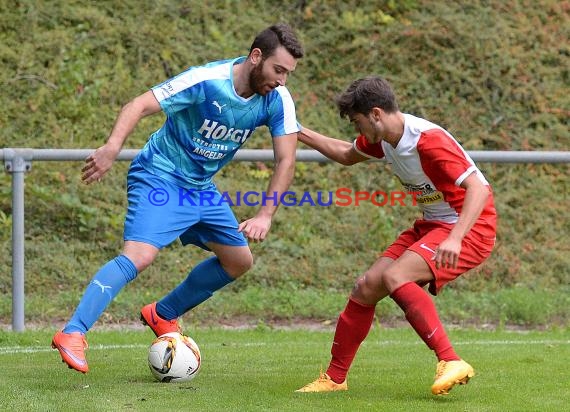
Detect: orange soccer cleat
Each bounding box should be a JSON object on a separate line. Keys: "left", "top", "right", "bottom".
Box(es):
{"left": 140, "top": 302, "right": 182, "bottom": 337}
{"left": 51, "top": 330, "right": 89, "bottom": 373}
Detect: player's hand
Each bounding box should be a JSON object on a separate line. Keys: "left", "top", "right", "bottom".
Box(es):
{"left": 433, "top": 236, "right": 462, "bottom": 269}
{"left": 81, "top": 143, "right": 120, "bottom": 184}
{"left": 238, "top": 214, "right": 272, "bottom": 242}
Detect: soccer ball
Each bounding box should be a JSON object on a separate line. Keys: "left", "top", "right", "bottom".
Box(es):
{"left": 148, "top": 332, "right": 201, "bottom": 383}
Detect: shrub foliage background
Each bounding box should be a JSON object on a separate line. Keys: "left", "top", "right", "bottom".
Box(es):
{"left": 0, "top": 0, "right": 568, "bottom": 327}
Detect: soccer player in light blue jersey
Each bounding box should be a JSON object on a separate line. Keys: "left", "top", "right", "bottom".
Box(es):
{"left": 52, "top": 23, "right": 304, "bottom": 373}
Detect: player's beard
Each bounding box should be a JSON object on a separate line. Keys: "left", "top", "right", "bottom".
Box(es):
{"left": 249, "top": 60, "right": 273, "bottom": 96}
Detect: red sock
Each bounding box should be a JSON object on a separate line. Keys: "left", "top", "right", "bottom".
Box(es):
{"left": 326, "top": 297, "right": 375, "bottom": 383}
{"left": 390, "top": 282, "right": 459, "bottom": 362}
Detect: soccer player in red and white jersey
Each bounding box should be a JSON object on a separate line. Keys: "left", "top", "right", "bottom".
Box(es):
{"left": 295, "top": 76, "right": 497, "bottom": 396}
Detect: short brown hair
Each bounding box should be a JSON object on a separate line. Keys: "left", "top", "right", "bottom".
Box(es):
{"left": 249, "top": 23, "right": 304, "bottom": 59}
{"left": 336, "top": 76, "right": 399, "bottom": 118}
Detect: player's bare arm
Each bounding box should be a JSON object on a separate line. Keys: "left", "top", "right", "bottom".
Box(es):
{"left": 435, "top": 172, "right": 490, "bottom": 269}
{"left": 299, "top": 126, "right": 368, "bottom": 165}
{"left": 82, "top": 90, "right": 162, "bottom": 184}
{"left": 238, "top": 132, "right": 297, "bottom": 242}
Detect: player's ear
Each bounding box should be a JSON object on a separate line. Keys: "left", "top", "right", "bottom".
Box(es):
{"left": 249, "top": 48, "right": 263, "bottom": 65}
{"left": 370, "top": 107, "right": 384, "bottom": 121}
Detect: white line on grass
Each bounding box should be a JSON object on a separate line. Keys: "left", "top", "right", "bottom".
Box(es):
{"left": 0, "top": 339, "right": 568, "bottom": 355}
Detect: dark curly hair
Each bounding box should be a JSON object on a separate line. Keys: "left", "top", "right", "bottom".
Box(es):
{"left": 336, "top": 76, "right": 399, "bottom": 119}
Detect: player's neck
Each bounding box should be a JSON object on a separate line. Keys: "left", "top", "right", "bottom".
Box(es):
{"left": 382, "top": 112, "right": 405, "bottom": 148}
{"left": 232, "top": 62, "right": 254, "bottom": 98}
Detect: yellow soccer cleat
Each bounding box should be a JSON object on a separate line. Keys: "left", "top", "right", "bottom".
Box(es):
{"left": 295, "top": 372, "right": 348, "bottom": 393}
{"left": 431, "top": 359, "right": 475, "bottom": 395}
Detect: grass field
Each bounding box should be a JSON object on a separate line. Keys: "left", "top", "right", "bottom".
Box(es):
{"left": 0, "top": 327, "right": 568, "bottom": 411}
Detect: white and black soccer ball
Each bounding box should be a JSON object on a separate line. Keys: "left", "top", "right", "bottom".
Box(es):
{"left": 148, "top": 332, "right": 201, "bottom": 383}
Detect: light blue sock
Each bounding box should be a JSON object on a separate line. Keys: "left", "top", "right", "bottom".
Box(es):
{"left": 64, "top": 255, "right": 138, "bottom": 334}
{"left": 157, "top": 256, "right": 234, "bottom": 319}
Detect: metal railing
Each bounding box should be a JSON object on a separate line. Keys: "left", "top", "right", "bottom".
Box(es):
{"left": 2, "top": 147, "right": 570, "bottom": 331}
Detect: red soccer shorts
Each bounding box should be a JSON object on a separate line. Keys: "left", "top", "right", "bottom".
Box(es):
{"left": 383, "top": 219, "right": 496, "bottom": 295}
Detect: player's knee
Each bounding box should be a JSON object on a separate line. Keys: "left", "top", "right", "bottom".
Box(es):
{"left": 123, "top": 242, "right": 159, "bottom": 272}
{"left": 382, "top": 267, "right": 405, "bottom": 293}
{"left": 124, "top": 251, "right": 156, "bottom": 272}
{"left": 352, "top": 273, "right": 382, "bottom": 304}
{"left": 222, "top": 251, "right": 253, "bottom": 278}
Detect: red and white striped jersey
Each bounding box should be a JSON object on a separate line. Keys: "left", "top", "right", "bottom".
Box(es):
{"left": 353, "top": 113, "right": 496, "bottom": 236}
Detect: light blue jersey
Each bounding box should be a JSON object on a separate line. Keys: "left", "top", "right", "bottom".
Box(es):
{"left": 135, "top": 57, "right": 300, "bottom": 189}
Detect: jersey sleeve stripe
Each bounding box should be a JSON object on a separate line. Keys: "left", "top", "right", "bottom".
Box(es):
{"left": 275, "top": 86, "right": 300, "bottom": 135}
{"left": 353, "top": 136, "right": 384, "bottom": 159}
{"left": 152, "top": 63, "right": 230, "bottom": 103}
{"left": 353, "top": 140, "right": 375, "bottom": 158}
{"left": 455, "top": 165, "right": 478, "bottom": 186}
